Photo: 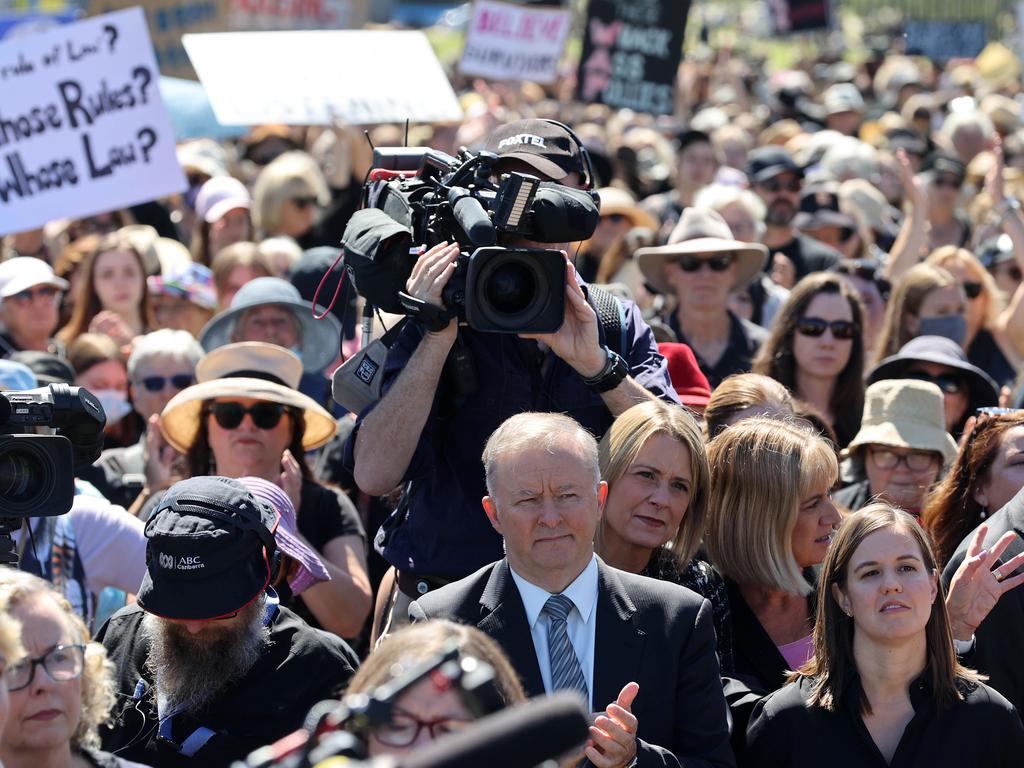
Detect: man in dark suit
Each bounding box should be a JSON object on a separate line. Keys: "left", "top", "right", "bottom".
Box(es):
{"left": 409, "top": 412, "right": 734, "bottom": 768}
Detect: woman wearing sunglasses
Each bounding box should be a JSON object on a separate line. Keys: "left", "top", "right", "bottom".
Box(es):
{"left": 0, "top": 570, "right": 144, "bottom": 768}
{"left": 157, "top": 342, "right": 372, "bottom": 640}
{"left": 636, "top": 207, "right": 769, "bottom": 389}
{"left": 874, "top": 262, "right": 967, "bottom": 363}
{"left": 753, "top": 273, "right": 865, "bottom": 448}
{"left": 252, "top": 151, "right": 330, "bottom": 248}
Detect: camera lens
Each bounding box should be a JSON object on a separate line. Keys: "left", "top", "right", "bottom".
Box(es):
{"left": 485, "top": 261, "right": 537, "bottom": 315}
{"left": 0, "top": 448, "right": 44, "bottom": 504}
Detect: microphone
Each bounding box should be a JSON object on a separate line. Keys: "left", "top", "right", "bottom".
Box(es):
{"left": 529, "top": 183, "right": 601, "bottom": 243}
{"left": 448, "top": 187, "right": 497, "bottom": 246}
{"left": 399, "top": 693, "right": 589, "bottom": 768}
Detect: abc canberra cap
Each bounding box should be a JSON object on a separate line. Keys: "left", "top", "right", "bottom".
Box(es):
{"left": 137, "top": 476, "right": 280, "bottom": 621}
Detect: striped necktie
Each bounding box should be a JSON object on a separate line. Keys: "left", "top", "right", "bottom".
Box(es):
{"left": 542, "top": 593, "right": 589, "bottom": 702}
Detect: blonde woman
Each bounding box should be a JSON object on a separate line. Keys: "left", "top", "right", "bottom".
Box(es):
{"left": 252, "top": 151, "right": 330, "bottom": 247}
{"left": 0, "top": 571, "right": 144, "bottom": 768}
{"left": 702, "top": 372, "right": 795, "bottom": 440}
{"left": 0, "top": 595, "right": 24, "bottom": 743}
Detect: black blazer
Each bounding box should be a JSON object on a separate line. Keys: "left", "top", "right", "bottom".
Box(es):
{"left": 944, "top": 486, "right": 1024, "bottom": 716}
{"left": 409, "top": 559, "right": 735, "bottom": 768}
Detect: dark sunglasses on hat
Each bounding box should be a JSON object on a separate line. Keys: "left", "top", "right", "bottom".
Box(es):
{"left": 760, "top": 177, "right": 801, "bottom": 193}
{"left": 796, "top": 317, "right": 857, "bottom": 340}
{"left": 906, "top": 370, "right": 965, "bottom": 395}
{"left": 207, "top": 401, "right": 291, "bottom": 430}
{"left": 963, "top": 281, "right": 983, "bottom": 300}
{"left": 140, "top": 374, "right": 195, "bottom": 392}
{"left": 676, "top": 254, "right": 735, "bottom": 272}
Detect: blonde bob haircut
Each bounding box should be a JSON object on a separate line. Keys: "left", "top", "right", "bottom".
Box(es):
{"left": 705, "top": 417, "right": 838, "bottom": 596}
{"left": 252, "top": 151, "right": 330, "bottom": 237}
{"left": 0, "top": 571, "right": 116, "bottom": 751}
{"left": 598, "top": 401, "right": 709, "bottom": 565}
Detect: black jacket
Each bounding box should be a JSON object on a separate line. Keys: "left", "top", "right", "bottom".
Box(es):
{"left": 409, "top": 558, "right": 735, "bottom": 768}
{"left": 943, "top": 486, "right": 1024, "bottom": 716}
{"left": 96, "top": 602, "right": 357, "bottom": 767}
{"left": 746, "top": 672, "right": 1024, "bottom": 766}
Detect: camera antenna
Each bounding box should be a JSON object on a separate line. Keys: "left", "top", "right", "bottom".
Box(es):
{"left": 363, "top": 130, "right": 375, "bottom": 152}
{"left": 404, "top": 118, "right": 410, "bottom": 147}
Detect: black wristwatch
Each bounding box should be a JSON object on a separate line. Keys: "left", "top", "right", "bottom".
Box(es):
{"left": 582, "top": 347, "right": 629, "bottom": 393}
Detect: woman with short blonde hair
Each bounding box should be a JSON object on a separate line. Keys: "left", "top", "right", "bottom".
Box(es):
{"left": 252, "top": 151, "right": 330, "bottom": 243}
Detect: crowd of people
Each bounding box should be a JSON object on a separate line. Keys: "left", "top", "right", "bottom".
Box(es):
{"left": 3, "top": 29, "right": 1024, "bottom": 768}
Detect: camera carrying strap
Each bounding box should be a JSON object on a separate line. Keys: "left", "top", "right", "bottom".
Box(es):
{"left": 587, "top": 285, "right": 627, "bottom": 358}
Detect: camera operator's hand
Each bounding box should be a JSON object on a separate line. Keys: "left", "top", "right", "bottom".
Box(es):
{"left": 521, "top": 261, "right": 606, "bottom": 378}
{"left": 406, "top": 241, "right": 460, "bottom": 343}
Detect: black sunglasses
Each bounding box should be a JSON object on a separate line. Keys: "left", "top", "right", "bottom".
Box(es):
{"left": 933, "top": 175, "right": 962, "bottom": 190}
{"left": 1008, "top": 266, "right": 1024, "bottom": 282}
{"left": 677, "top": 254, "right": 734, "bottom": 272}
{"left": 963, "top": 281, "right": 983, "bottom": 300}
{"left": 208, "top": 401, "right": 290, "bottom": 430}
{"left": 795, "top": 316, "right": 857, "bottom": 340}
{"left": 906, "top": 370, "right": 965, "bottom": 395}
{"left": 140, "top": 374, "right": 194, "bottom": 392}
{"left": 291, "top": 195, "right": 318, "bottom": 209}
{"left": 760, "top": 177, "right": 801, "bottom": 193}
{"left": 602, "top": 213, "right": 628, "bottom": 224}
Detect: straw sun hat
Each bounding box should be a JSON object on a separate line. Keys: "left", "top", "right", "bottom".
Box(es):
{"left": 596, "top": 187, "right": 658, "bottom": 231}
{"left": 635, "top": 208, "right": 768, "bottom": 295}
{"left": 160, "top": 341, "right": 336, "bottom": 454}
{"left": 845, "top": 379, "right": 958, "bottom": 465}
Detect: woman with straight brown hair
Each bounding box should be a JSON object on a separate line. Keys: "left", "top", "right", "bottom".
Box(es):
{"left": 746, "top": 504, "right": 1024, "bottom": 766}
{"left": 702, "top": 372, "right": 795, "bottom": 440}
{"left": 873, "top": 262, "right": 966, "bottom": 364}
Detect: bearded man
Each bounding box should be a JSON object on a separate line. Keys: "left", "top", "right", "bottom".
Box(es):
{"left": 97, "top": 476, "right": 357, "bottom": 767}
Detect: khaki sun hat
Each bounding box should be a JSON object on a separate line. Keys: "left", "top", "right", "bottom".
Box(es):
{"left": 635, "top": 208, "right": 768, "bottom": 295}
{"left": 845, "top": 379, "right": 958, "bottom": 465}
{"left": 596, "top": 187, "right": 658, "bottom": 231}
{"left": 160, "top": 342, "right": 336, "bottom": 454}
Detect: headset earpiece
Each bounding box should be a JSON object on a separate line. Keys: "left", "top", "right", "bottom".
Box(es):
{"left": 541, "top": 119, "right": 601, "bottom": 207}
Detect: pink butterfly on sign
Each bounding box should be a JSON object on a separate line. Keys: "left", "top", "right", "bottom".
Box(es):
{"left": 581, "top": 71, "right": 611, "bottom": 100}
{"left": 589, "top": 18, "right": 622, "bottom": 46}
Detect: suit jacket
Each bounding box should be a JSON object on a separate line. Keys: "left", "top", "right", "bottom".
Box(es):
{"left": 944, "top": 486, "right": 1024, "bottom": 717}
{"left": 409, "top": 559, "right": 735, "bottom": 768}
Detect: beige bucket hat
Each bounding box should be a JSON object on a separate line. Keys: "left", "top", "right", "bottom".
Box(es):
{"left": 845, "top": 379, "right": 958, "bottom": 465}
{"left": 635, "top": 208, "right": 768, "bottom": 295}
{"left": 160, "top": 342, "right": 336, "bottom": 454}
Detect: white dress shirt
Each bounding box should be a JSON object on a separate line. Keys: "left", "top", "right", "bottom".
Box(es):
{"left": 509, "top": 554, "right": 599, "bottom": 710}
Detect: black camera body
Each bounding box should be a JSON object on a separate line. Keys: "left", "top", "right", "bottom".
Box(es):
{"left": 341, "top": 146, "right": 600, "bottom": 334}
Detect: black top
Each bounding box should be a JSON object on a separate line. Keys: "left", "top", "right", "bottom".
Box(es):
{"left": 746, "top": 672, "right": 1024, "bottom": 767}
{"left": 96, "top": 601, "right": 357, "bottom": 767}
{"left": 77, "top": 439, "right": 145, "bottom": 509}
{"left": 968, "top": 328, "right": 1017, "bottom": 390}
{"left": 668, "top": 311, "right": 769, "bottom": 390}
{"left": 775, "top": 233, "right": 841, "bottom": 280}
{"left": 297, "top": 479, "right": 365, "bottom": 551}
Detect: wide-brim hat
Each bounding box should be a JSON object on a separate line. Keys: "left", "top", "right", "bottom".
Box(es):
{"left": 160, "top": 378, "right": 336, "bottom": 454}
{"left": 596, "top": 187, "right": 658, "bottom": 231}
{"left": 635, "top": 208, "right": 768, "bottom": 294}
{"left": 846, "top": 379, "right": 958, "bottom": 465}
{"left": 867, "top": 335, "right": 999, "bottom": 414}
{"left": 199, "top": 277, "right": 341, "bottom": 372}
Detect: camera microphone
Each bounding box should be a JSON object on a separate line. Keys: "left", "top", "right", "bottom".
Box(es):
{"left": 528, "top": 183, "right": 601, "bottom": 244}
{"left": 448, "top": 187, "right": 496, "bottom": 246}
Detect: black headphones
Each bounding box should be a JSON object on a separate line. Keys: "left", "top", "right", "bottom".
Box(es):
{"left": 541, "top": 118, "right": 600, "bottom": 203}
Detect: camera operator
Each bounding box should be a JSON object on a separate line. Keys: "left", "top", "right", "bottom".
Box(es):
{"left": 345, "top": 119, "right": 677, "bottom": 636}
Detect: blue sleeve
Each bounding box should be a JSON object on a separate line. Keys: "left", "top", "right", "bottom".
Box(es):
{"left": 620, "top": 298, "right": 679, "bottom": 404}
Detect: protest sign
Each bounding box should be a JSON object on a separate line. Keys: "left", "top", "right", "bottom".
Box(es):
{"left": 0, "top": 8, "right": 186, "bottom": 236}
{"left": 576, "top": 0, "right": 689, "bottom": 116}
{"left": 183, "top": 29, "right": 464, "bottom": 125}
{"left": 226, "top": 0, "right": 369, "bottom": 30}
{"left": 459, "top": 0, "right": 573, "bottom": 84}
{"left": 768, "top": 0, "right": 830, "bottom": 35}
{"left": 905, "top": 20, "right": 987, "bottom": 61}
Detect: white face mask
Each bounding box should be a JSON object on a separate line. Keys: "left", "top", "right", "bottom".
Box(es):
{"left": 92, "top": 389, "right": 132, "bottom": 427}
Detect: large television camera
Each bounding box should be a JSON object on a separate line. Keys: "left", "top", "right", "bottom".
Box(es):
{"left": 0, "top": 383, "right": 106, "bottom": 565}
{"left": 341, "top": 146, "right": 601, "bottom": 334}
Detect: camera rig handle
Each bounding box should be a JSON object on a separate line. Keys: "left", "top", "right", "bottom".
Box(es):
{"left": 397, "top": 292, "right": 456, "bottom": 333}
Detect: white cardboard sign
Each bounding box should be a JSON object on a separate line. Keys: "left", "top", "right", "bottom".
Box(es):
{"left": 183, "top": 29, "right": 464, "bottom": 126}
{"left": 0, "top": 8, "right": 186, "bottom": 236}
{"left": 459, "top": 0, "right": 573, "bottom": 84}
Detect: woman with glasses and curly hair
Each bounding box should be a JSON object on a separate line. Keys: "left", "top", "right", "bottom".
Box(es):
{"left": 0, "top": 570, "right": 145, "bottom": 768}
{"left": 753, "top": 273, "right": 866, "bottom": 448}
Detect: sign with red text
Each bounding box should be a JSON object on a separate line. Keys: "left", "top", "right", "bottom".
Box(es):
{"left": 0, "top": 7, "right": 186, "bottom": 236}
{"left": 183, "top": 29, "right": 463, "bottom": 125}
{"left": 226, "top": 0, "right": 368, "bottom": 30}
{"left": 768, "top": 0, "right": 830, "bottom": 34}
{"left": 459, "top": 0, "right": 572, "bottom": 84}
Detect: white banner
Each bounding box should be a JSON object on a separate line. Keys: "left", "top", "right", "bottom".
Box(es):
{"left": 459, "top": 0, "right": 573, "bottom": 84}
{"left": 183, "top": 30, "right": 464, "bottom": 126}
{"left": 0, "top": 8, "right": 186, "bottom": 236}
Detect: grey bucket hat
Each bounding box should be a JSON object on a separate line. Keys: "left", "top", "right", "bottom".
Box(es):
{"left": 199, "top": 277, "right": 342, "bottom": 372}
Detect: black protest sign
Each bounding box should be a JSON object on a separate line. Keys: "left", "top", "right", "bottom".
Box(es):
{"left": 576, "top": 0, "right": 689, "bottom": 116}
{"left": 768, "top": 0, "right": 830, "bottom": 34}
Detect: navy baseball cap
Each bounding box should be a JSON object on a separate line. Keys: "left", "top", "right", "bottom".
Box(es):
{"left": 746, "top": 146, "right": 804, "bottom": 184}
{"left": 137, "top": 476, "right": 280, "bottom": 621}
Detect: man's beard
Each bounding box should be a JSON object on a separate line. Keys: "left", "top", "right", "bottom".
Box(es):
{"left": 765, "top": 198, "right": 796, "bottom": 227}
{"left": 143, "top": 598, "right": 270, "bottom": 714}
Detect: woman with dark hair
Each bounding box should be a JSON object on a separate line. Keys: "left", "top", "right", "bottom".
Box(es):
{"left": 67, "top": 333, "right": 138, "bottom": 450}
{"left": 155, "top": 342, "right": 372, "bottom": 639}
{"left": 923, "top": 411, "right": 1024, "bottom": 567}
{"left": 753, "top": 272, "right": 865, "bottom": 448}
{"left": 873, "top": 262, "right": 966, "bottom": 364}
{"left": 746, "top": 504, "right": 1024, "bottom": 766}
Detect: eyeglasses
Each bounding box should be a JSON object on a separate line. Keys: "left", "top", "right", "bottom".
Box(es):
{"left": 291, "top": 196, "right": 318, "bottom": 209}
{"left": 676, "top": 254, "right": 734, "bottom": 272}
{"left": 795, "top": 316, "right": 857, "bottom": 340}
{"left": 602, "top": 213, "right": 628, "bottom": 224}
{"left": 7, "top": 286, "right": 60, "bottom": 304}
{"left": 5, "top": 644, "right": 85, "bottom": 692}
{"left": 139, "top": 374, "right": 195, "bottom": 392}
{"left": 905, "top": 370, "right": 965, "bottom": 395}
{"left": 962, "top": 281, "right": 983, "bottom": 300}
{"left": 869, "top": 447, "right": 940, "bottom": 472}
{"left": 207, "top": 401, "right": 289, "bottom": 430}
{"left": 760, "top": 177, "right": 801, "bottom": 193}
{"left": 372, "top": 712, "right": 474, "bottom": 747}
